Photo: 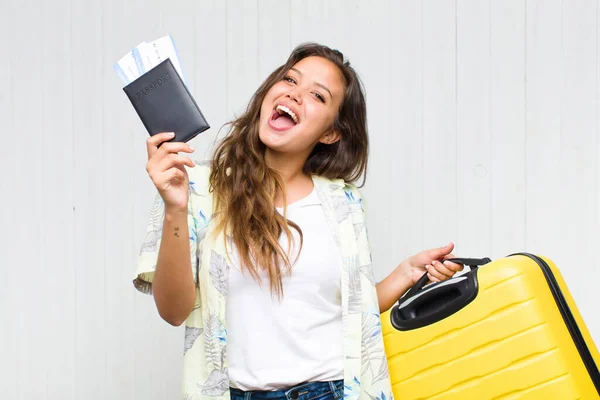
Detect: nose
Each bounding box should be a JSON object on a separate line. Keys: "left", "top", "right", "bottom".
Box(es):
{"left": 286, "top": 88, "right": 302, "bottom": 105}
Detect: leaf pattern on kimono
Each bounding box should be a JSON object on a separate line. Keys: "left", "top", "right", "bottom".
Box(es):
{"left": 332, "top": 195, "right": 350, "bottom": 222}
{"left": 353, "top": 222, "right": 364, "bottom": 239}
{"left": 140, "top": 195, "right": 165, "bottom": 254}
{"left": 360, "top": 263, "right": 376, "bottom": 285}
{"left": 183, "top": 326, "right": 203, "bottom": 355}
{"left": 204, "top": 312, "right": 226, "bottom": 370}
{"left": 344, "top": 376, "right": 361, "bottom": 400}
{"left": 197, "top": 212, "right": 210, "bottom": 242}
{"left": 197, "top": 368, "right": 229, "bottom": 397}
{"left": 371, "top": 357, "right": 391, "bottom": 385}
{"left": 195, "top": 245, "right": 203, "bottom": 281}
{"left": 132, "top": 277, "right": 153, "bottom": 294}
{"left": 195, "top": 225, "right": 209, "bottom": 277}
{"left": 192, "top": 209, "right": 211, "bottom": 283}
{"left": 363, "top": 390, "right": 380, "bottom": 400}
{"left": 209, "top": 250, "right": 229, "bottom": 297}
{"left": 184, "top": 393, "right": 204, "bottom": 400}
{"left": 361, "top": 311, "right": 384, "bottom": 376}
{"left": 140, "top": 230, "right": 160, "bottom": 254}
{"left": 189, "top": 180, "right": 202, "bottom": 196}
{"left": 189, "top": 226, "right": 197, "bottom": 243}
{"left": 149, "top": 195, "right": 166, "bottom": 229}
{"left": 343, "top": 187, "right": 357, "bottom": 203}
{"left": 343, "top": 256, "right": 362, "bottom": 314}
{"left": 364, "top": 390, "right": 391, "bottom": 400}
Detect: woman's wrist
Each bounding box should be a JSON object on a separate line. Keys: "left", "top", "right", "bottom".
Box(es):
{"left": 376, "top": 260, "right": 415, "bottom": 313}
{"left": 391, "top": 260, "right": 414, "bottom": 292}
{"left": 164, "top": 205, "right": 189, "bottom": 219}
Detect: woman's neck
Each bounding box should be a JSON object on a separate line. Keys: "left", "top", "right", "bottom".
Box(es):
{"left": 265, "top": 149, "right": 314, "bottom": 207}
{"left": 265, "top": 149, "right": 306, "bottom": 184}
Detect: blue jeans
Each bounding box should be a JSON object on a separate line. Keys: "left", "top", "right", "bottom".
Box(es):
{"left": 229, "top": 380, "right": 344, "bottom": 400}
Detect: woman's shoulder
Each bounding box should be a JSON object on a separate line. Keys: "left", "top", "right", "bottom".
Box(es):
{"left": 313, "top": 175, "right": 366, "bottom": 215}
{"left": 314, "top": 175, "right": 364, "bottom": 198}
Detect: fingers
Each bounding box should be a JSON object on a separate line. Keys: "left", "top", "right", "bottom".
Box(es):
{"left": 146, "top": 132, "right": 195, "bottom": 161}
{"left": 154, "top": 167, "right": 187, "bottom": 190}
{"left": 147, "top": 132, "right": 175, "bottom": 159}
{"left": 145, "top": 133, "right": 195, "bottom": 191}
{"left": 426, "top": 260, "right": 461, "bottom": 282}
{"left": 147, "top": 155, "right": 194, "bottom": 188}
{"left": 426, "top": 261, "right": 449, "bottom": 282}
{"left": 441, "top": 254, "right": 464, "bottom": 273}
{"left": 442, "top": 252, "right": 456, "bottom": 261}
{"left": 426, "top": 265, "right": 443, "bottom": 283}
{"left": 146, "top": 135, "right": 195, "bottom": 176}
{"left": 156, "top": 153, "right": 195, "bottom": 172}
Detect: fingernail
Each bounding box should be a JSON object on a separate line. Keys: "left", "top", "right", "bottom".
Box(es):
{"left": 189, "top": 146, "right": 195, "bottom": 151}
{"left": 443, "top": 261, "right": 450, "bottom": 266}
{"left": 169, "top": 132, "right": 175, "bottom": 136}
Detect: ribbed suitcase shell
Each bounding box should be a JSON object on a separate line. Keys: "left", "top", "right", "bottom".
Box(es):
{"left": 381, "top": 254, "right": 600, "bottom": 399}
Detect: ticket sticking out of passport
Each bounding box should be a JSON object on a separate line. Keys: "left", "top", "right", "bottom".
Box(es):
{"left": 114, "top": 35, "right": 210, "bottom": 143}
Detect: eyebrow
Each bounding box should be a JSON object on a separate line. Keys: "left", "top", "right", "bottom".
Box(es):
{"left": 290, "top": 67, "right": 333, "bottom": 99}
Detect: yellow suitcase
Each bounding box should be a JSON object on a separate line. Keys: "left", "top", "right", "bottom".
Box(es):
{"left": 381, "top": 253, "right": 600, "bottom": 399}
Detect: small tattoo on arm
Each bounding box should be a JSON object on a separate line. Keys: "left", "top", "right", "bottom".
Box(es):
{"left": 174, "top": 227, "right": 180, "bottom": 238}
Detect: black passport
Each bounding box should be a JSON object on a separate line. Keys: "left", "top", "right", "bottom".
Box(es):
{"left": 123, "top": 58, "right": 210, "bottom": 143}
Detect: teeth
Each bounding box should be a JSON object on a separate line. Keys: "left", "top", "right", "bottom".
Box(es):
{"left": 276, "top": 105, "right": 298, "bottom": 124}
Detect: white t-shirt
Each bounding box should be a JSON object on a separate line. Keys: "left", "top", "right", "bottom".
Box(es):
{"left": 226, "top": 187, "right": 344, "bottom": 391}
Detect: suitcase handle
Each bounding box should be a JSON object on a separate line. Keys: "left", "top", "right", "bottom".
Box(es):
{"left": 407, "top": 257, "right": 491, "bottom": 295}
{"left": 390, "top": 257, "right": 491, "bottom": 331}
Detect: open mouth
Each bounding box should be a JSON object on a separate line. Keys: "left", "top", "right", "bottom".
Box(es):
{"left": 269, "top": 104, "right": 299, "bottom": 131}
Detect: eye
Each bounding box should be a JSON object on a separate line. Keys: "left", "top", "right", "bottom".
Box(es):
{"left": 313, "top": 92, "right": 325, "bottom": 103}
{"left": 283, "top": 76, "right": 296, "bottom": 84}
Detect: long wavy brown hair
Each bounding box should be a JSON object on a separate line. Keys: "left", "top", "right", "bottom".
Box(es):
{"left": 209, "top": 42, "right": 368, "bottom": 298}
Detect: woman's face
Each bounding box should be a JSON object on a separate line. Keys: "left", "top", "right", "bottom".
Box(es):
{"left": 258, "top": 56, "right": 345, "bottom": 158}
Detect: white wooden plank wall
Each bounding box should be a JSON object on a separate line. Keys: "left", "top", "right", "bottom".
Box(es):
{"left": 1, "top": 1, "right": 599, "bottom": 399}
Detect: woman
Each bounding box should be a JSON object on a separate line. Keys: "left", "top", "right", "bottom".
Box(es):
{"left": 135, "top": 43, "right": 463, "bottom": 400}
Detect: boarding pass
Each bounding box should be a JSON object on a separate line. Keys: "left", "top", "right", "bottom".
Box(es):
{"left": 113, "top": 35, "right": 187, "bottom": 86}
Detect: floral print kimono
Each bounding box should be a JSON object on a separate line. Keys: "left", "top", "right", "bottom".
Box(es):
{"left": 134, "top": 162, "right": 394, "bottom": 400}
